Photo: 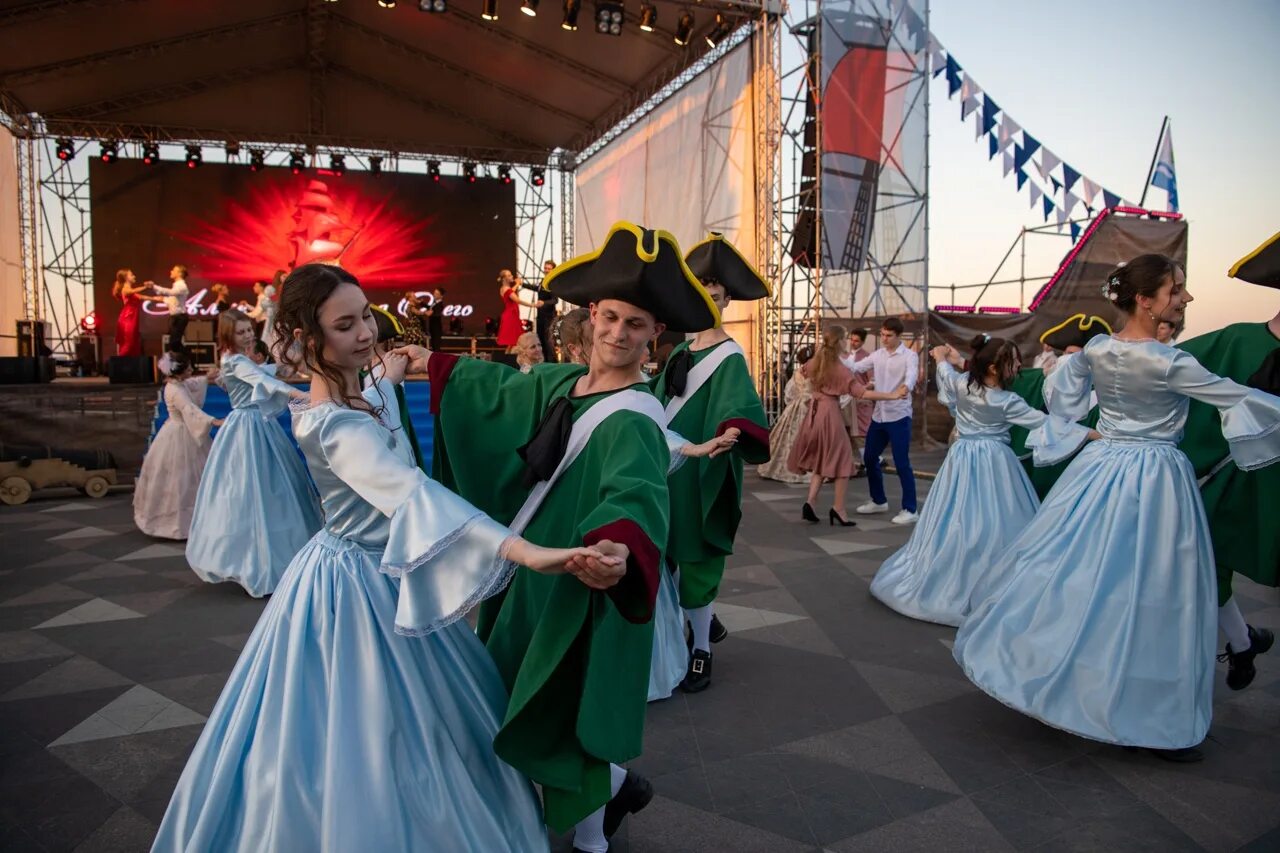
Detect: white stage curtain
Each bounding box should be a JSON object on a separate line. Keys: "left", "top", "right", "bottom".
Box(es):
{"left": 574, "top": 44, "right": 759, "bottom": 368}
{"left": 0, "top": 129, "right": 23, "bottom": 357}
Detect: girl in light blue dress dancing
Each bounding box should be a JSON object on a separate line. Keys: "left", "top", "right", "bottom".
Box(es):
{"left": 154, "top": 264, "right": 625, "bottom": 853}
{"left": 870, "top": 336, "right": 1092, "bottom": 626}
{"left": 185, "top": 309, "right": 323, "bottom": 596}
{"left": 955, "top": 255, "right": 1280, "bottom": 761}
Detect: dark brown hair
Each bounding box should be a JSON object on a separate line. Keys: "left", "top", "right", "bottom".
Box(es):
{"left": 882, "top": 317, "right": 905, "bottom": 335}
{"left": 217, "top": 308, "right": 251, "bottom": 355}
{"left": 273, "top": 263, "right": 384, "bottom": 420}
{"left": 1102, "top": 254, "right": 1180, "bottom": 313}
{"left": 967, "top": 334, "right": 1021, "bottom": 392}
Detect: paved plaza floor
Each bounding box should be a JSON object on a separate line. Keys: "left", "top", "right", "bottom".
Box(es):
{"left": 2, "top": 470, "right": 1278, "bottom": 852}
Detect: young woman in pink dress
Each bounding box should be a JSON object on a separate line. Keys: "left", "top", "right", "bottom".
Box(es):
{"left": 788, "top": 324, "right": 908, "bottom": 526}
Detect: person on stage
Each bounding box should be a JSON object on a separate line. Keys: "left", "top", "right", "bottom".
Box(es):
{"left": 1177, "top": 232, "right": 1280, "bottom": 691}
{"left": 111, "top": 269, "right": 146, "bottom": 357}
{"left": 246, "top": 279, "right": 279, "bottom": 353}
{"left": 210, "top": 283, "right": 232, "bottom": 315}
{"left": 869, "top": 337, "right": 1091, "bottom": 626}
{"left": 851, "top": 317, "right": 921, "bottom": 524}
{"left": 402, "top": 289, "right": 430, "bottom": 346}
{"left": 954, "top": 254, "right": 1280, "bottom": 762}
{"left": 149, "top": 264, "right": 191, "bottom": 351}
{"left": 524, "top": 259, "right": 560, "bottom": 360}
{"left": 757, "top": 345, "right": 814, "bottom": 484}
{"left": 394, "top": 221, "right": 720, "bottom": 852}
{"left": 788, "top": 325, "right": 908, "bottom": 526}
{"left": 648, "top": 232, "right": 772, "bottom": 693}
{"left": 185, "top": 309, "right": 323, "bottom": 597}
{"left": 496, "top": 269, "right": 541, "bottom": 352}
{"left": 133, "top": 351, "right": 223, "bottom": 540}
{"left": 154, "top": 263, "right": 621, "bottom": 853}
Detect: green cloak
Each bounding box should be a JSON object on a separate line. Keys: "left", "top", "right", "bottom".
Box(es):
{"left": 651, "top": 339, "right": 770, "bottom": 608}
{"left": 1008, "top": 367, "right": 1100, "bottom": 500}
{"left": 429, "top": 354, "right": 669, "bottom": 831}
{"left": 1177, "top": 322, "right": 1280, "bottom": 604}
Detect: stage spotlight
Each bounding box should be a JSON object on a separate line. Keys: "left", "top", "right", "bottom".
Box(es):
{"left": 369, "top": 155, "right": 383, "bottom": 175}
{"left": 531, "top": 167, "right": 545, "bottom": 186}
{"left": 142, "top": 142, "right": 160, "bottom": 165}
{"left": 674, "top": 10, "right": 693, "bottom": 45}
{"left": 55, "top": 138, "right": 74, "bottom": 161}
{"left": 225, "top": 141, "right": 241, "bottom": 159}
{"left": 639, "top": 2, "right": 657, "bottom": 31}
{"left": 79, "top": 311, "right": 98, "bottom": 334}
{"left": 99, "top": 141, "right": 118, "bottom": 163}
{"left": 561, "top": 0, "right": 580, "bottom": 30}
{"left": 521, "top": 0, "right": 538, "bottom": 14}
{"left": 428, "top": 160, "right": 441, "bottom": 181}
{"left": 248, "top": 149, "right": 265, "bottom": 171}
{"left": 481, "top": 0, "right": 497, "bottom": 19}
{"left": 185, "top": 145, "right": 202, "bottom": 168}
{"left": 290, "top": 150, "right": 306, "bottom": 174}
{"left": 463, "top": 162, "right": 477, "bottom": 183}
{"left": 419, "top": 0, "right": 446, "bottom": 9}
{"left": 705, "top": 13, "right": 731, "bottom": 47}
{"left": 329, "top": 153, "right": 345, "bottom": 175}
{"left": 594, "top": 0, "right": 623, "bottom": 35}
{"left": 498, "top": 164, "right": 512, "bottom": 184}
{"left": 378, "top": 0, "right": 396, "bottom": 8}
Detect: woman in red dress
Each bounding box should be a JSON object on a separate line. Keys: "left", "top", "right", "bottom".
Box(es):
{"left": 113, "top": 268, "right": 147, "bottom": 356}
{"left": 495, "top": 269, "right": 541, "bottom": 352}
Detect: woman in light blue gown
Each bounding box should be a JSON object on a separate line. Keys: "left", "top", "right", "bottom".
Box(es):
{"left": 154, "top": 264, "right": 622, "bottom": 853}
{"left": 185, "top": 309, "right": 323, "bottom": 596}
{"left": 870, "top": 336, "right": 1091, "bottom": 626}
{"left": 955, "top": 255, "right": 1280, "bottom": 760}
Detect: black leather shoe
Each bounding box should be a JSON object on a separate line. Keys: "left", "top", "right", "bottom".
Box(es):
{"left": 709, "top": 613, "right": 728, "bottom": 644}
{"left": 680, "top": 649, "right": 712, "bottom": 693}
{"left": 1220, "top": 625, "right": 1276, "bottom": 690}
{"left": 802, "top": 502, "right": 819, "bottom": 523}
{"left": 603, "top": 769, "right": 654, "bottom": 837}
{"left": 829, "top": 508, "right": 856, "bottom": 527}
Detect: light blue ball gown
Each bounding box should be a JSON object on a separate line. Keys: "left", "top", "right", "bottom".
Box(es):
{"left": 648, "top": 564, "right": 688, "bottom": 701}
{"left": 153, "top": 381, "right": 548, "bottom": 853}
{"left": 955, "top": 336, "right": 1280, "bottom": 749}
{"left": 870, "top": 361, "right": 1089, "bottom": 626}
{"left": 185, "top": 354, "right": 323, "bottom": 597}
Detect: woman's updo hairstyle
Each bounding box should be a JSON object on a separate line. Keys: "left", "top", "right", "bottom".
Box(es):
{"left": 1101, "top": 254, "right": 1179, "bottom": 313}
{"left": 966, "top": 334, "right": 1021, "bottom": 393}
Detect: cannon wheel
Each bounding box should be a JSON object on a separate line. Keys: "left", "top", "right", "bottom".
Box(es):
{"left": 82, "top": 476, "right": 110, "bottom": 499}
{"left": 1, "top": 476, "right": 32, "bottom": 506}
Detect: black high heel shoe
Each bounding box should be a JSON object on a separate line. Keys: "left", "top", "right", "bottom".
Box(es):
{"left": 802, "top": 502, "right": 820, "bottom": 523}
{"left": 829, "top": 508, "right": 856, "bottom": 527}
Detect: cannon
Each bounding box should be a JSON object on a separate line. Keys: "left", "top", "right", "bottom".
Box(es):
{"left": 0, "top": 444, "right": 118, "bottom": 506}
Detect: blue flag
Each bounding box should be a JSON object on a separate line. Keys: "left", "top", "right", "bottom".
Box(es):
{"left": 1151, "top": 126, "right": 1179, "bottom": 213}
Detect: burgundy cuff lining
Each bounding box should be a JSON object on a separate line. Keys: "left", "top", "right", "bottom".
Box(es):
{"left": 427, "top": 352, "right": 460, "bottom": 415}
{"left": 718, "top": 417, "right": 770, "bottom": 456}
{"left": 584, "top": 519, "right": 660, "bottom": 624}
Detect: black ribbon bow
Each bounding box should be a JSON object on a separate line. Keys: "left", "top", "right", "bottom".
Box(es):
{"left": 517, "top": 396, "right": 574, "bottom": 487}
{"left": 1247, "top": 347, "right": 1280, "bottom": 395}
{"left": 665, "top": 348, "right": 695, "bottom": 398}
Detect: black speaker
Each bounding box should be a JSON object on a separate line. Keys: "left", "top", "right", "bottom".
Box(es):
{"left": 16, "top": 320, "right": 51, "bottom": 358}
{"left": 0, "top": 356, "right": 55, "bottom": 384}
{"left": 185, "top": 342, "right": 216, "bottom": 366}
{"left": 107, "top": 355, "right": 155, "bottom": 384}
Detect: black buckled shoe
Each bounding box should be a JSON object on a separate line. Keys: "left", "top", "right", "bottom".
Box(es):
{"left": 680, "top": 649, "right": 713, "bottom": 693}
{"left": 603, "top": 769, "right": 654, "bottom": 838}
{"left": 710, "top": 613, "right": 728, "bottom": 644}
{"left": 1220, "top": 625, "right": 1276, "bottom": 690}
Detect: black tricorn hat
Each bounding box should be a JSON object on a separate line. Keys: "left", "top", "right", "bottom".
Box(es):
{"left": 543, "top": 222, "right": 721, "bottom": 333}
{"left": 369, "top": 304, "right": 403, "bottom": 344}
{"left": 1040, "top": 313, "right": 1112, "bottom": 350}
{"left": 1229, "top": 232, "right": 1280, "bottom": 289}
{"left": 684, "top": 232, "right": 771, "bottom": 301}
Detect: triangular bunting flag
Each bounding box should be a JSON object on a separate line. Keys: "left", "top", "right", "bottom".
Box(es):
{"left": 1014, "top": 142, "right": 1035, "bottom": 172}
{"left": 929, "top": 36, "right": 946, "bottom": 77}
{"left": 988, "top": 133, "right": 999, "bottom": 160}
{"left": 1103, "top": 189, "right": 1120, "bottom": 209}
{"left": 1062, "top": 190, "right": 1079, "bottom": 217}
{"left": 1070, "top": 222, "right": 1082, "bottom": 243}
{"left": 1050, "top": 175, "right": 1063, "bottom": 195}
{"left": 976, "top": 113, "right": 986, "bottom": 140}
{"left": 1043, "top": 195, "right": 1055, "bottom": 221}
{"left": 1080, "top": 177, "right": 1100, "bottom": 205}
{"left": 1003, "top": 150, "right": 1015, "bottom": 178}
{"left": 1062, "top": 163, "right": 1081, "bottom": 193}
{"left": 981, "top": 96, "right": 1000, "bottom": 135}
{"left": 998, "top": 114, "right": 1020, "bottom": 151}
{"left": 945, "top": 56, "right": 962, "bottom": 96}
{"left": 1055, "top": 206, "right": 1069, "bottom": 228}
{"left": 1021, "top": 132, "right": 1041, "bottom": 161}
{"left": 962, "top": 96, "right": 980, "bottom": 121}
{"left": 1037, "top": 148, "right": 1061, "bottom": 180}
{"left": 1016, "top": 169, "right": 1028, "bottom": 191}
{"left": 1029, "top": 184, "right": 1043, "bottom": 209}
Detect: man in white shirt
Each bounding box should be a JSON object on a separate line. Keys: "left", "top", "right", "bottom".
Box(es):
{"left": 149, "top": 264, "right": 191, "bottom": 350}
{"left": 848, "top": 317, "right": 918, "bottom": 524}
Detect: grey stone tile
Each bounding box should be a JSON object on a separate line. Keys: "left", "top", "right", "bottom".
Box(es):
{"left": 852, "top": 661, "right": 976, "bottom": 714}
{"left": 34, "top": 598, "right": 145, "bottom": 629}
{"left": 626, "top": 794, "right": 815, "bottom": 853}
{"left": 827, "top": 797, "right": 1015, "bottom": 852}
{"left": 2, "top": 655, "right": 133, "bottom": 702}
{"left": 71, "top": 805, "right": 157, "bottom": 853}
{"left": 0, "top": 629, "right": 74, "bottom": 664}
{"left": 1, "top": 583, "right": 95, "bottom": 608}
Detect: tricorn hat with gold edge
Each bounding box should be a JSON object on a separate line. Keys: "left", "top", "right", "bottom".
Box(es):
{"left": 684, "top": 232, "right": 771, "bottom": 301}
{"left": 1040, "top": 313, "right": 1112, "bottom": 351}
{"left": 1229, "top": 232, "right": 1280, "bottom": 289}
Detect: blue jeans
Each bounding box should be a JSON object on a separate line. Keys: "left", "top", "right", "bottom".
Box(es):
{"left": 863, "top": 417, "right": 916, "bottom": 512}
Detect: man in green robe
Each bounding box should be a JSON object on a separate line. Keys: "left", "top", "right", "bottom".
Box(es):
{"left": 650, "top": 233, "right": 771, "bottom": 693}
{"left": 1177, "top": 231, "right": 1280, "bottom": 690}
{"left": 1008, "top": 314, "right": 1109, "bottom": 498}
{"left": 415, "top": 222, "right": 722, "bottom": 852}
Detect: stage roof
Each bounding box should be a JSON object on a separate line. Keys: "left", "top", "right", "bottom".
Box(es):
{"left": 0, "top": 0, "right": 750, "bottom": 164}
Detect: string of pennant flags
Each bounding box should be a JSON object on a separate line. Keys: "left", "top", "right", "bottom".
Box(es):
{"left": 925, "top": 33, "right": 1142, "bottom": 244}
